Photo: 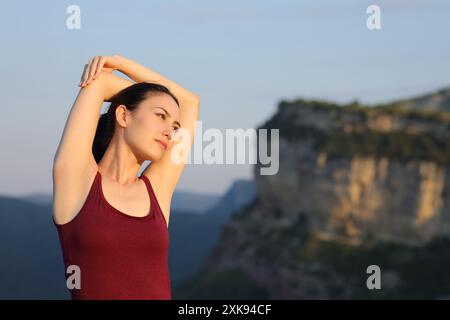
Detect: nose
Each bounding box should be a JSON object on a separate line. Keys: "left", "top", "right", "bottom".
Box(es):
{"left": 163, "top": 127, "right": 173, "bottom": 141}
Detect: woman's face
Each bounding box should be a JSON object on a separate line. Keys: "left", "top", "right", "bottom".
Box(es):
{"left": 124, "top": 93, "right": 181, "bottom": 162}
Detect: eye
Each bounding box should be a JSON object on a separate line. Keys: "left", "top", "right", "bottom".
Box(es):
{"left": 157, "top": 113, "right": 166, "bottom": 120}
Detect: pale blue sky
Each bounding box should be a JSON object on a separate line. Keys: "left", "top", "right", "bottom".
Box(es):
{"left": 1, "top": 0, "right": 449, "bottom": 196}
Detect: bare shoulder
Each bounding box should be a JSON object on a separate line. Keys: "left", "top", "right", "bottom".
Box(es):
{"left": 52, "top": 160, "right": 99, "bottom": 225}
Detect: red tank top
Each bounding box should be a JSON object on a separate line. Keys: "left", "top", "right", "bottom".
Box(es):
{"left": 53, "top": 170, "right": 171, "bottom": 300}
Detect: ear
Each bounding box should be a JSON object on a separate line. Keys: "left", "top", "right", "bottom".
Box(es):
{"left": 115, "top": 104, "right": 130, "bottom": 127}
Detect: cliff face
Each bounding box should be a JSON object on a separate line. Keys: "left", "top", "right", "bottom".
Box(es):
{"left": 198, "top": 90, "right": 450, "bottom": 299}
{"left": 252, "top": 97, "right": 450, "bottom": 245}
{"left": 255, "top": 138, "right": 450, "bottom": 246}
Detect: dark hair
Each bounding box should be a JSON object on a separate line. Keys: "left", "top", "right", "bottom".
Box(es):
{"left": 92, "top": 82, "right": 179, "bottom": 164}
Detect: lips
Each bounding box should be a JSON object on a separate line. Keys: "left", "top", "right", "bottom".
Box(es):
{"left": 155, "top": 139, "right": 167, "bottom": 150}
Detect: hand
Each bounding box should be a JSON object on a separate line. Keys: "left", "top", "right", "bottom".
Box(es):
{"left": 79, "top": 55, "right": 122, "bottom": 87}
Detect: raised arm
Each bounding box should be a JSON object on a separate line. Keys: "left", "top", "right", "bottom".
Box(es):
{"left": 53, "top": 57, "right": 137, "bottom": 224}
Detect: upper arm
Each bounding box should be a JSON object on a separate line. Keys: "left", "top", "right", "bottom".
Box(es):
{"left": 53, "top": 72, "right": 106, "bottom": 171}
{"left": 142, "top": 97, "right": 200, "bottom": 198}
{"left": 52, "top": 74, "right": 106, "bottom": 223}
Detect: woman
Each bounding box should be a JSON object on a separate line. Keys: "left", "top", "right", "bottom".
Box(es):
{"left": 52, "top": 55, "right": 200, "bottom": 300}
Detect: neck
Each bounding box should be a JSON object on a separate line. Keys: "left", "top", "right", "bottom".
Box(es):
{"left": 98, "top": 139, "right": 142, "bottom": 186}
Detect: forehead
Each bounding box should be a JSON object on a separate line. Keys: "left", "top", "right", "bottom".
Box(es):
{"left": 143, "top": 93, "right": 179, "bottom": 113}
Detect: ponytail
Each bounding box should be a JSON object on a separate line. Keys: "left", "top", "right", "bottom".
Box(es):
{"left": 92, "top": 111, "right": 115, "bottom": 164}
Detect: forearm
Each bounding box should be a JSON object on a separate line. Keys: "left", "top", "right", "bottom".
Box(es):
{"left": 115, "top": 55, "right": 199, "bottom": 104}
{"left": 98, "top": 71, "right": 135, "bottom": 102}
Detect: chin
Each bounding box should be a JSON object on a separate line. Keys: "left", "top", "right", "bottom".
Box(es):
{"left": 139, "top": 149, "right": 156, "bottom": 163}
{"left": 148, "top": 148, "right": 165, "bottom": 161}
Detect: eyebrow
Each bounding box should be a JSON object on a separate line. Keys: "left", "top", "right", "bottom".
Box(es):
{"left": 155, "top": 107, "right": 181, "bottom": 128}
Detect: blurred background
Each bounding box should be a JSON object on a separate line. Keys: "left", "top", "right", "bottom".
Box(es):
{"left": 1, "top": 0, "right": 450, "bottom": 299}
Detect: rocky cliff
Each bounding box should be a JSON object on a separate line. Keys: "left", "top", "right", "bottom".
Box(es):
{"left": 253, "top": 98, "right": 450, "bottom": 246}
{"left": 190, "top": 88, "right": 450, "bottom": 299}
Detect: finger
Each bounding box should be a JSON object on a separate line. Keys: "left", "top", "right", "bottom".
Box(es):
{"left": 81, "top": 62, "right": 90, "bottom": 87}
{"left": 93, "top": 57, "right": 104, "bottom": 79}
{"left": 82, "top": 59, "right": 93, "bottom": 86}
{"left": 90, "top": 56, "right": 102, "bottom": 80}
{"left": 87, "top": 56, "right": 100, "bottom": 84}
{"left": 79, "top": 64, "right": 88, "bottom": 86}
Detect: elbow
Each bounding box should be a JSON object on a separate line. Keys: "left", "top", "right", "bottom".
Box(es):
{"left": 191, "top": 93, "right": 200, "bottom": 105}
{"left": 181, "top": 93, "right": 200, "bottom": 109}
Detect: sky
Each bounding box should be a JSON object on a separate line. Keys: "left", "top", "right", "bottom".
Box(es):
{"left": 1, "top": 0, "right": 449, "bottom": 196}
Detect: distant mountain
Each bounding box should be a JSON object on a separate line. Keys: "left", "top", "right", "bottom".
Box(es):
{"left": 0, "top": 196, "right": 69, "bottom": 299}
{"left": 171, "top": 191, "right": 221, "bottom": 214}
{"left": 169, "top": 211, "right": 230, "bottom": 290}
{"left": 19, "top": 193, "right": 53, "bottom": 206}
{"left": 206, "top": 179, "right": 256, "bottom": 217}
{"left": 170, "top": 179, "right": 256, "bottom": 293}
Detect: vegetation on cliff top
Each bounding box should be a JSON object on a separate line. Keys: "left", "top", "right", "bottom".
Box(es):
{"left": 277, "top": 97, "right": 450, "bottom": 123}
{"left": 262, "top": 98, "right": 450, "bottom": 165}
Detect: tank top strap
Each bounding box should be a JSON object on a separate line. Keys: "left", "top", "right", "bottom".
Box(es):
{"left": 139, "top": 173, "right": 168, "bottom": 227}
{"left": 139, "top": 174, "right": 158, "bottom": 205}
{"left": 93, "top": 170, "right": 104, "bottom": 200}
